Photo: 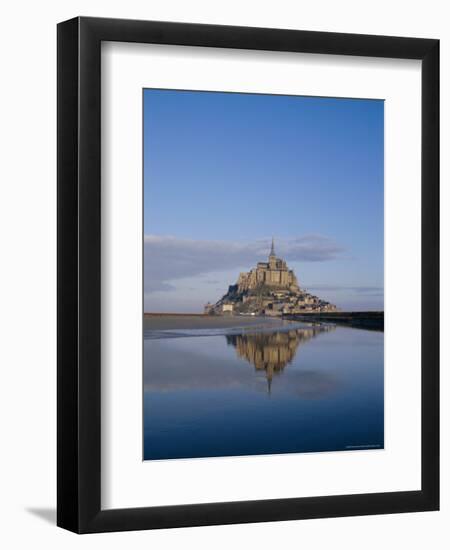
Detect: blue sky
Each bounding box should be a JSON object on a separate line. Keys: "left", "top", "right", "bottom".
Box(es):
{"left": 143, "top": 89, "right": 384, "bottom": 312}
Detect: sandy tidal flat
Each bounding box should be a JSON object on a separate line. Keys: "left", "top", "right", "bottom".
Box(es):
{"left": 143, "top": 314, "right": 286, "bottom": 331}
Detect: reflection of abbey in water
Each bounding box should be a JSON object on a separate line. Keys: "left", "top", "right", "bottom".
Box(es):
{"left": 226, "top": 325, "right": 335, "bottom": 393}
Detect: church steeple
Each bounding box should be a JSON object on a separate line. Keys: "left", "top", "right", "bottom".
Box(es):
{"left": 269, "top": 237, "right": 276, "bottom": 258}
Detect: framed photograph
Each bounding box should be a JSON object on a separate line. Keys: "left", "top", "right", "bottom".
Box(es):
{"left": 57, "top": 17, "right": 439, "bottom": 533}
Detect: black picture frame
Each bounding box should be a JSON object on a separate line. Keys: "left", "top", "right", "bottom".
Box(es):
{"left": 57, "top": 16, "right": 439, "bottom": 533}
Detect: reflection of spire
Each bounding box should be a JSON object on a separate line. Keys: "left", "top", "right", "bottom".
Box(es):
{"left": 269, "top": 236, "right": 276, "bottom": 258}
{"left": 226, "top": 325, "right": 336, "bottom": 394}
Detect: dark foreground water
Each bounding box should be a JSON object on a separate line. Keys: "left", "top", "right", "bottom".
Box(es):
{"left": 143, "top": 321, "right": 384, "bottom": 460}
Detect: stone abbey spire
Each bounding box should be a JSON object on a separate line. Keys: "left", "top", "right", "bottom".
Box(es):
{"left": 269, "top": 236, "right": 276, "bottom": 258}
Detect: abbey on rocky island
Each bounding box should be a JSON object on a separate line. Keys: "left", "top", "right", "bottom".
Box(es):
{"left": 204, "top": 239, "right": 337, "bottom": 316}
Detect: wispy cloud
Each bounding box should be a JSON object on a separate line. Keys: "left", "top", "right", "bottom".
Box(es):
{"left": 144, "top": 235, "right": 345, "bottom": 294}
{"left": 306, "top": 284, "right": 383, "bottom": 296}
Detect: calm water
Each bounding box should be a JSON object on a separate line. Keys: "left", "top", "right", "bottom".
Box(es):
{"left": 143, "top": 321, "right": 384, "bottom": 460}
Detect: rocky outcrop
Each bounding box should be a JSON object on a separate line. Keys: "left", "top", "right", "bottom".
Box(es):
{"left": 205, "top": 239, "right": 337, "bottom": 316}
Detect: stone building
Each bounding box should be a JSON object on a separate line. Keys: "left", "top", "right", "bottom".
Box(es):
{"left": 236, "top": 238, "right": 300, "bottom": 293}
{"left": 205, "top": 238, "right": 337, "bottom": 316}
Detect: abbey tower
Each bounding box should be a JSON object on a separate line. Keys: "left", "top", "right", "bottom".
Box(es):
{"left": 236, "top": 238, "right": 300, "bottom": 293}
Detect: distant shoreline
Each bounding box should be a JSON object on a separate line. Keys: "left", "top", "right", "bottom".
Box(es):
{"left": 143, "top": 311, "right": 384, "bottom": 331}
{"left": 284, "top": 311, "right": 384, "bottom": 331}
{"left": 144, "top": 312, "right": 209, "bottom": 317}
